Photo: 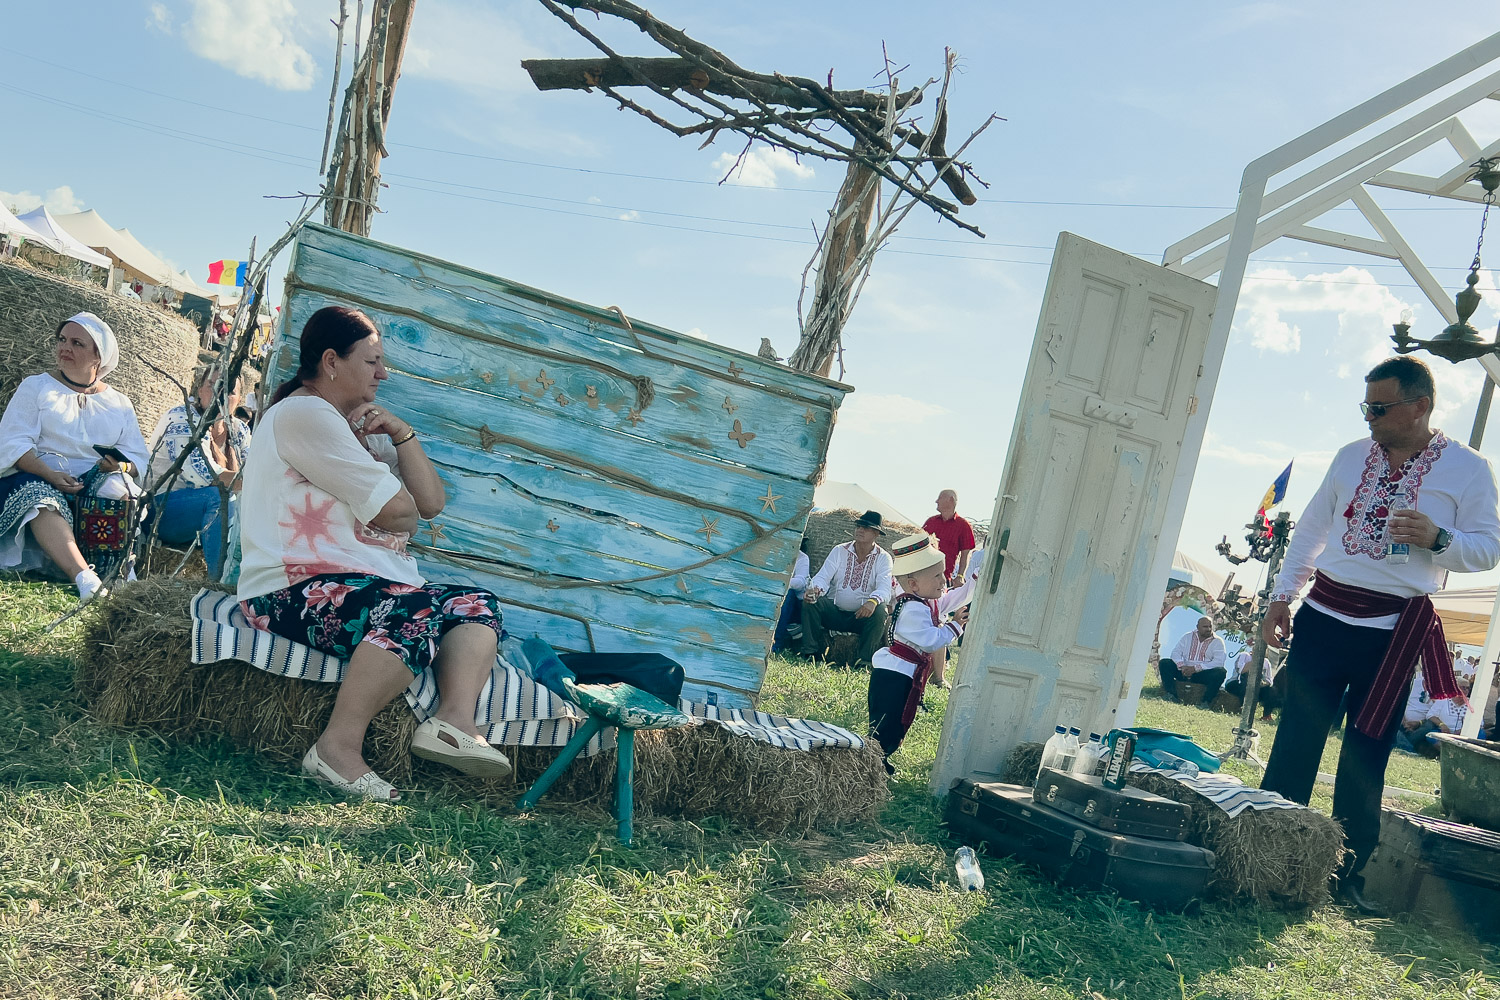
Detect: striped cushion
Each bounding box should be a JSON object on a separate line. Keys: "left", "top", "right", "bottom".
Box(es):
{"left": 1128, "top": 762, "right": 1303, "bottom": 818}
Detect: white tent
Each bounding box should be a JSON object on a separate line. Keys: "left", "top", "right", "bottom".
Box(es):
{"left": 52, "top": 210, "right": 174, "bottom": 285}
{"left": 14, "top": 207, "right": 110, "bottom": 268}
{"left": 0, "top": 201, "right": 45, "bottom": 243}
{"left": 1169, "top": 550, "right": 1228, "bottom": 597}
{"left": 170, "top": 269, "right": 219, "bottom": 301}
{"left": 812, "top": 481, "right": 918, "bottom": 526}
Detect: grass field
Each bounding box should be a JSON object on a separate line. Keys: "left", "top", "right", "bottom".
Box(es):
{"left": 0, "top": 576, "right": 1495, "bottom": 999}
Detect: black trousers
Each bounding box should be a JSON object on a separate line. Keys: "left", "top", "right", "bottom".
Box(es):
{"left": 800, "top": 596, "right": 889, "bottom": 665}
{"left": 1157, "top": 658, "right": 1226, "bottom": 705}
{"left": 1224, "top": 674, "right": 1282, "bottom": 712}
{"left": 867, "top": 668, "right": 914, "bottom": 758}
{"left": 1260, "top": 605, "right": 1408, "bottom": 879}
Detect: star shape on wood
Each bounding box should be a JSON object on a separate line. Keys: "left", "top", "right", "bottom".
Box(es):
{"left": 722, "top": 395, "right": 737, "bottom": 415}
{"left": 279, "top": 495, "right": 338, "bottom": 554}
{"left": 758, "top": 484, "right": 782, "bottom": 514}
{"left": 696, "top": 515, "right": 721, "bottom": 546}
{"left": 535, "top": 368, "right": 556, "bottom": 393}
{"left": 728, "top": 362, "right": 744, "bottom": 378}
{"left": 804, "top": 408, "right": 817, "bottom": 425}
{"left": 728, "top": 419, "right": 756, "bottom": 448}
{"left": 585, "top": 385, "right": 600, "bottom": 409}
{"left": 626, "top": 408, "right": 644, "bottom": 426}
{"left": 479, "top": 371, "right": 495, "bottom": 384}
{"left": 419, "top": 521, "right": 448, "bottom": 547}
{"left": 479, "top": 424, "right": 503, "bottom": 451}
{"left": 547, "top": 519, "right": 560, "bottom": 533}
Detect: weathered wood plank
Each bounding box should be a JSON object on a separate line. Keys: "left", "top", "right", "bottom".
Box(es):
{"left": 291, "top": 223, "right": 850, "bottom": 408}
{"left": 284, "top": 263, "right": 837, "bottom": 481}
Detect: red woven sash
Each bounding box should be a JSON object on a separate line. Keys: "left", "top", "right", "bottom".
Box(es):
{"left": 1306, "top": 571, "right": 1459, "bottom": 737}
{"left": 887, "top": 594, "right": 937, "bottom": 730}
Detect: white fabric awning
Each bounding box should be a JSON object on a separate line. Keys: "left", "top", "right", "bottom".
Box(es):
{"left": 14, "top": 207, "right": 111, "bottom": 268}
{"left": 0, "top": 201, "right": 45, "bottom": 242}
{"left": 52, "top": 210, "right": 174, "bottom": 284}
{"left": 812, "top": 481, "right": 918, "bottom": 526}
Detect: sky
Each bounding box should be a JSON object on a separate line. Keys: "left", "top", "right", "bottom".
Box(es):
{"left": 7, "top": 2, "right": 1500, "bottom": 618}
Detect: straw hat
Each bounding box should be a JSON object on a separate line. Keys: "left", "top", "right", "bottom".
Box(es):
{"left": 890, "top": 531, "right": 943, "bottom": 577}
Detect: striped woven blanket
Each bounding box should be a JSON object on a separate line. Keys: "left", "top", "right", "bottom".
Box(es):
{"left": 1128, "top": 761, "right": 1303, "bottom": 819}
{"left": 190, "top": 589, "right": 862, "bottom": 755}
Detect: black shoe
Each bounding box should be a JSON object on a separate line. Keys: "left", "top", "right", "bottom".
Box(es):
{"left": 1334, "top": 879, "right": 1385, "bottom": 917}
{"left": 883, "top": 759, "right": 895, "bottom": 776}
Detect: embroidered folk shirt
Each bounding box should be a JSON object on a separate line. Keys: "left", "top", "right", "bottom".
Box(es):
{"left": 808, "top": 540, "right": 894, "bottom": 611}
{"left": 1269, "top": 431, "right": 1500, "bottom": 626}
{"left": 1169, "top": 632, "right": 1227, "bottom": 672}
{"left": 871, "top": 586, "right": 968, "bottom": 679}
{"left": 146, "top": 404, "right": 251, "bottom": 492}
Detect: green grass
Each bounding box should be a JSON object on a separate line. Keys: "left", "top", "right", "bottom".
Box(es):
{"left": 0, "top": 576, "right": 1495, "bottom": 999}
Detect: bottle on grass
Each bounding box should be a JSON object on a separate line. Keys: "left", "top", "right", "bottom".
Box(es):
{"left": 954, "top": 846, "right": 985, "bottom": 892}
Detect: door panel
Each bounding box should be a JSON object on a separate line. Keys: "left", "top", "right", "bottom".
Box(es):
{"left": 933, "top": 233, "right": 1216, "bottom": 789}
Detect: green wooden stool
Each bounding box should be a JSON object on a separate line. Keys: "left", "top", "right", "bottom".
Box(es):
{"left": 516, "top": 680, "right": 693, "bottom": 845}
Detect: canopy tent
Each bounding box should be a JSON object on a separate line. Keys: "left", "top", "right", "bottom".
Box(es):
{"left": 1431, "top": 587, "right": 1496, "bottom": 647}
{"left": 1169, "top": 549, "right": 1228, "bottom": 597}
{"left": 170, "top": 269, "right": 218, "bottom": 301}
{"left": 0, "top": 201, "right": 45, "bottom": 243}
{"left": 14, "top": 207, "right": 110, "bottom": 269}
{"left": 52, "top": 210, "right": 174, "bottom": 286}
{"left": 811, "top": 480, "right": 918, "bottom": 527}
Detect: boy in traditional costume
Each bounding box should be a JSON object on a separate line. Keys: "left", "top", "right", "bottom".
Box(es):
{"left": 868, "top": 531, "right": 972, "bottom": 774}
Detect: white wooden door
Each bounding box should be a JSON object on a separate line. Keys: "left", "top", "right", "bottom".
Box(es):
{"left": 932, "top": 233, "right": 1216, "bottom": 790}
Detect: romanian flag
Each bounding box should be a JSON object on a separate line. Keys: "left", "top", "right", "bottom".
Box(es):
{"left": 1256, "top": 461, "right": 1294, "bottom": 535}
{"left": 207, "top": 259, "right": 247, "bottom": 287}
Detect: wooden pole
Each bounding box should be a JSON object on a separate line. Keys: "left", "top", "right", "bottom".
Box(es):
{"left": 789, "top": 159, "right": 879, "bottom": 375}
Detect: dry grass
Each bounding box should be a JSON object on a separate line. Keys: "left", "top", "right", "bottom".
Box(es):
{"left": 0, "top": 259, "right": 200, "bottom": 434}
{"left": 77, "top": 576, "right": 888, "bottom": 835}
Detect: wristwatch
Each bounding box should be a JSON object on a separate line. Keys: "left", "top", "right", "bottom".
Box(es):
{"left": 1430, "top": 526, "right": 1453, "bottom": 554}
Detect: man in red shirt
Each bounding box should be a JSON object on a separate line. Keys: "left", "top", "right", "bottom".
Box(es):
{"left": 923, "top": 490, "right": 976, "bottom": 586}
{"left": 921, "top": 489, "right": 976, "bottom": 688}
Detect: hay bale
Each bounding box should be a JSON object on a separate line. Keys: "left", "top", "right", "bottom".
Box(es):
{"left": 802, "top": 507, "right": 923, "bottom": 575}
{"left": 1210, "top": 690, "right": 1243, "bottom": 715}
{"left": 78, "top": 577, "right": 888, "bottom": 835}
{"left": 1126, "top": 770, "right": 1345, "bottom": 909}
{"left": 1175, "top": 681, "right": 1210, "bottom": 705}
{"left": 0, "top": 259, "right": 200, "bottom": 434}
{"left": 1002, "top": 741, "right": 1046, "bottom": 786}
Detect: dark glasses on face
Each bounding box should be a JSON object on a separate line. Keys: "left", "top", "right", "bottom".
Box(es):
{"left": 1360, "top": 396, "right": 1425, "bottom": 418}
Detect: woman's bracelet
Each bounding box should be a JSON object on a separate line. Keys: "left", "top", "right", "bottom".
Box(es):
{"left": 392, "top": 429, "right": 418, "bottom": 447}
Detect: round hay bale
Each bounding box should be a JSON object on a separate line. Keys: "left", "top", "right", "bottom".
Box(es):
{"left": 0, "top": 259, "right": 200, "bottom": 436}
{"left": 802, "top": 507, "right": 923, "bottom": 575}
{"left": 1125, "top": 769, "right": 1345, "bottom": 909}
{"left": 78, "top": 577, "right": 888, "bottom": 835}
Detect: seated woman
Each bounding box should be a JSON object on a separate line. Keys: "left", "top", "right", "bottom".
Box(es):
{"left": 237, "top": 305, "right": 511, "bottom": 801}
{"left": 147, "top": 367, "right": 250, "bottom": 577}
{"left": 0, "top": 312, "right": 148, "bottom": 601}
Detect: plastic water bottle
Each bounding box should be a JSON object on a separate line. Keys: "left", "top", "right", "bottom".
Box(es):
{"left": 1056, "top": 727, "right": 1081, "bottom": 774}
{"left": 1386, "top": 486, "right": 1411, "bottom": 565}
{"left": 1154, "top": 751, "right": 1200, "bottom": 777}
{"left": 954, "top": 846, "right": 985, "bottom": 892}
{"left": 1037, "top": 725, "right": 1068, "bottom": 779}
{"left": 1071, "top": 733, "right": 1104, "bottom": 776}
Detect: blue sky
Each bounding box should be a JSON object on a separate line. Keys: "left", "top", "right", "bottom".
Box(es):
{"left": 6, "top": 2, "right": 1500, "bottom": 602}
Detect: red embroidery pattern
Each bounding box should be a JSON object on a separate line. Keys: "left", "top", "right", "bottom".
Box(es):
{"left": 844, "top": 543, "right": 878, "bottom": 593}
{"left": 1341, "top": 431, "right": 1449, "bottom": 559}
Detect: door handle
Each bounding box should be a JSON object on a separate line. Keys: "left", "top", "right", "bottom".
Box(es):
{"left": 987, "top": 527, "right": 1011, "bottom": 595}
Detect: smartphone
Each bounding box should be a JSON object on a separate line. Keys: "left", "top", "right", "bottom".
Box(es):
{"left": 92, "top": 444, "right": 130, "bottom": 463}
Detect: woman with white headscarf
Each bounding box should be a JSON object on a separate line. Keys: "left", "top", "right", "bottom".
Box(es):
{"left": 0, "top": 312, "right": 148, "bottom": 600}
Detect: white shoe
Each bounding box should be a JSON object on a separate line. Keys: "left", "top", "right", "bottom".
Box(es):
{"left": 74, "top": 569, "right": 105, "bottom": 604}
{"left": 302, "top": 744, "right": 401, "bottom": 802}
{"left": 412, "top": 718, "right": 513, "bottom": 779}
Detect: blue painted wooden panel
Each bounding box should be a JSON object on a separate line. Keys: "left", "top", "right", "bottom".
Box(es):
{"left": 276, "top": 224, "right": 848, "bottom": 702}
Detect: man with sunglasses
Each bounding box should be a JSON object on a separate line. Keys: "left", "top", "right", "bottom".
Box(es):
{"left": 1260, "top": 355, "right": 1500, "bottom": 915}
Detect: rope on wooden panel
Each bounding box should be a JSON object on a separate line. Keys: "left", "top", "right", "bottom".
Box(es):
{"left": 414, "top": 505, "right": 811, "bottom": 590}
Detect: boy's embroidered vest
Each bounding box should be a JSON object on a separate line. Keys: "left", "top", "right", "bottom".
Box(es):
{"left": 885, "top": 592, "right": 941, "bottom": 729}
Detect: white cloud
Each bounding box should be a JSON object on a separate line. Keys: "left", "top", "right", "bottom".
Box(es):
{"left": 682, "top": 327, "right": 707, "bottom": 340}
{"left": 0, "top": 185, "right": 83, "bottom": 215}
{"left": 1233, "top": 265, "right": 1414, "bottom": 356}
{"left": 179, "top": 0, "right": 317, "bottom": 91}
{"left": 618, "top": 210, "right": 640, "bottom": 222}
{"left": 712, "top": 146, "right": 816, "bottom": 189}
{"left": 147, "top": 2, "right": 173, "bottom": 32}
{"left": 404, "top": 0, "right": 538, "bottom": 96}
{"left": 836, "top": 392, "right": 948, "bottom": 434}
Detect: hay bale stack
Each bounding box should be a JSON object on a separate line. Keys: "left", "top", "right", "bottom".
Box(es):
{"left": 0, "top": 259, "right": 200, "bottom": 434}
{"left": 802, "top": 507, "right": 923, "bottom": 573}
{"left": 1002, "top": 741, "right": 1046, "bottom": 786}
{"left": 78, "top": 577, "right": 888, "bottom": 835}
{"left": 1126, "top": 770, "right": 1345, "bottom": 909}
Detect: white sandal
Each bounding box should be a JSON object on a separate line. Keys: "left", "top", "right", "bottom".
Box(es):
{"left": 302, "top": 744, "right": 400, "bottom": 802}
{"left": 411, "top": 718, "right": 513, "bottom": 779}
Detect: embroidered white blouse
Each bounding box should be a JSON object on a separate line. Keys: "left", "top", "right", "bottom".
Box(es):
{"left": 236, "top": 396, "right": 423, "bottom": 601}
{"left": 146, "top": 404, "right": 251, "bottom": 492}
{"left": 808, "top": 540, "right": 894, "bottom": 611}
{"left": 871, "top": 587, "right": 968, "bottom": 679}
{"left": 0, "top": 374, "right": 149, "bottom": 479}
{"left": 1269, "top": 431, "right": 1500, "bottom": 627}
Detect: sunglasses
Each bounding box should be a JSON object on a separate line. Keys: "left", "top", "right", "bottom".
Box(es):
{"left": 1359, "top": 396, "right": 1426, "bottom": 418}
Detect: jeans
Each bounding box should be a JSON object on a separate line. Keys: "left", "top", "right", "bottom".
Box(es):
{"left": 771, "top": 588, "right": 804, "bottom": 653}
{"left": 156, "top": 486, "right": 235, "bottom": 576}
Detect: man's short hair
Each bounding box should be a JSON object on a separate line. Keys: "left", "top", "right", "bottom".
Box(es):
{"left": 1366, "top": 356, "right": 1436, "bottom": 406}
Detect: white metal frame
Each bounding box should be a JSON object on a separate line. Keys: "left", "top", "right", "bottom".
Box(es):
{"left": 1158, "top": 32, "right": 1500, "bottom": 739}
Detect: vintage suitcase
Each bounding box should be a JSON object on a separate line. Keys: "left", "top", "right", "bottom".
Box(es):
{"left": 1362, "top": 809, "right": 1500, "bottom": 941}
{"left": 946, "top": 779, "right": 1213, "bottom": 910}
{"left": 1033, "top": 767, "right": 1190, "bottom": 841}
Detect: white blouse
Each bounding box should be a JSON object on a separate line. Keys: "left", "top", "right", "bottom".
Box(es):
{"left": 236, "top": 396, "right": 423, "bottom": 601}
{"left": 871, "top": 587, "right": 968, "bottom": 679}
{"left": 0, "top": 374, "right": 149, "bottom": 478}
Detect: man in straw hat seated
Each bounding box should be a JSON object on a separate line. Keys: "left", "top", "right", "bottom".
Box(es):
{"left": 867, "top": 531, "right": 970, "bottom": 774}
{"left": 800, "top": 510, "right": 893, "bottom": 668}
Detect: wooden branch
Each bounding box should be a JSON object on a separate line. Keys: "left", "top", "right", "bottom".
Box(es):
{"left": 319, "top": 0, "right": 349, "bottom": 175}
{"left": 522, "top": 56, "right": 919, "bottom": 111}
